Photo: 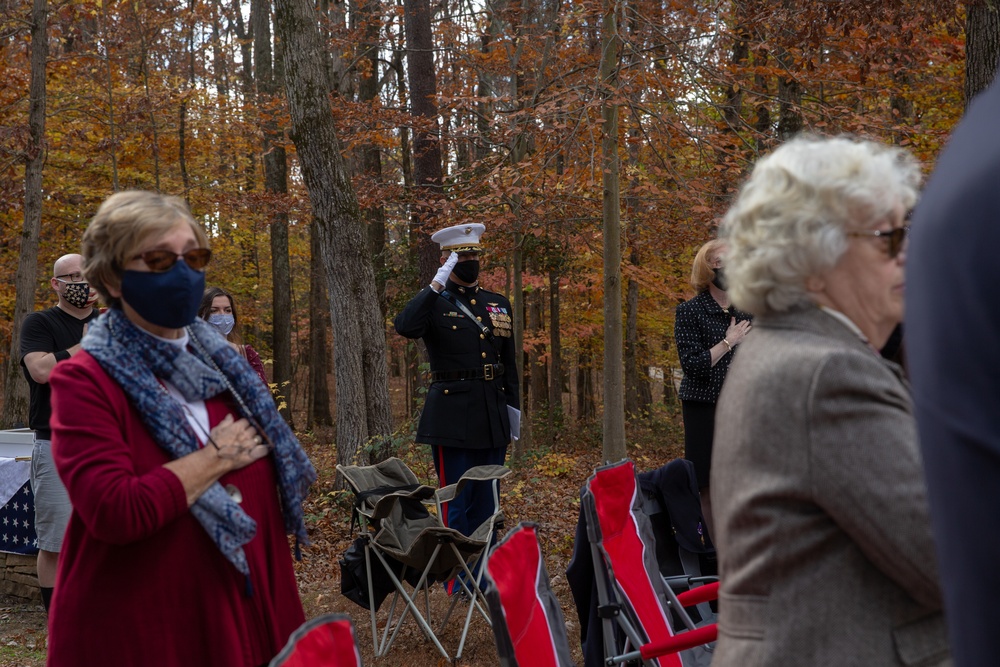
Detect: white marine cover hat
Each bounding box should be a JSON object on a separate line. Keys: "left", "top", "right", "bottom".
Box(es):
{"left": 431, "top": 223, "right": 486, "bottom": 252}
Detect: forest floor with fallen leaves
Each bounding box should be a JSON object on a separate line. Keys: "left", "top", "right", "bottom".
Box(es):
{"left": 0, "top": 404, "right": 685, "bottom": 667}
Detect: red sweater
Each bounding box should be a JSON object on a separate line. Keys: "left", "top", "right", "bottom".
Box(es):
{"left": 47, "top": 351, "right": 304, "bottom": 667}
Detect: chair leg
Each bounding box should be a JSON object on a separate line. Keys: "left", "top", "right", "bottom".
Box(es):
{"left": 370, "top": 547, "right": 452, "bottom": 661}
{"left": 362, "top": 542, "right": 379, "bottom": 655}
{"left": 451, "top": 544, "right": 495, "bottom": 661}
{"left": 389, "top": 547, "right": 443, "bottom": 638}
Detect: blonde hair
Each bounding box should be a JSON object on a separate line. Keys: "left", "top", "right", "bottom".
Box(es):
{"left": 82, "top": 191, "right": 208, "bottom": 308}
{"left": 721, "top": 135, "right": 921, "bottom": 316}
{"left": 690, "top": 239, "right": 726, "bottom": 292}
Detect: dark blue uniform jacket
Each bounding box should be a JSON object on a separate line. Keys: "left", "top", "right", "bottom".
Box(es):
{"left": 394, "top": 279, "right": 520, "bottom": 449}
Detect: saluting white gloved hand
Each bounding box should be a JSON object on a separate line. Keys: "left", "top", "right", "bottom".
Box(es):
{"left": 431, "top": 252, "right": 459, "bottom": 292}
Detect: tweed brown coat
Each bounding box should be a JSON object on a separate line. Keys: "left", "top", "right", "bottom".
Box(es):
{"left": 711, "top": 306, "right": 950, "bottom": 667}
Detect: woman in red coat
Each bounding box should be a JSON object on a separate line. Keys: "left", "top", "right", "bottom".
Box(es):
{"left": 46, "top": 191, "right": 316, "bottom": 667}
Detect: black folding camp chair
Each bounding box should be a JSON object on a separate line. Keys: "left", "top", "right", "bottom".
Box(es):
{"left": 337, "top": 457, "right": 510, "bottom": 661}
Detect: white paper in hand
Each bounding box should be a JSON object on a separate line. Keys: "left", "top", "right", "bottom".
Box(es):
{"left": 507, "top": 406, "right": 521, "bottom": 441}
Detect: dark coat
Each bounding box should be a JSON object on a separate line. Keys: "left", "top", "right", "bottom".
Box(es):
{"left": 674, "top": 291, "right": 752, "bottom": 403}
{"left": 394, "top": 279, "right": 520, "bottom": 449}
{"left": 906, "top": 68, "right": 1000, "bottom": 667}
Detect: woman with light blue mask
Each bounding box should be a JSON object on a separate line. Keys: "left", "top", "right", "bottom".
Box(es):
{"left": 199, "top": 286, "right": 269, "bottom": 387}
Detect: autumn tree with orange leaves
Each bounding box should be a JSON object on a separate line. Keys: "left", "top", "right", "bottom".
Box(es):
{"left": 0, "top": 0, "right": 980, "bottom": 460}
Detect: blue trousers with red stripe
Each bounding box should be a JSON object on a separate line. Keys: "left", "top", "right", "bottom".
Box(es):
{"left": 432, "top": 444, "right": 506, "bottom": 592}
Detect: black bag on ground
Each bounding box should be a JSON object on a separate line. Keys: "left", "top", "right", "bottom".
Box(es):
{"left": 339, "top": 536, "right": 407, "bottom": 611}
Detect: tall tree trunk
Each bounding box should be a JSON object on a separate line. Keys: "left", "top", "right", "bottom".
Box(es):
{"left": 357, "top": 0, "right": 388, "bottom": 317}
{"left": 774, "top": 1, "right": 802, "bottom": 141}
{"left": 2, "top": 0, "right": 47, "bottom": 429}
{"left": 390, "top": 29, "right": 420, "bottom": 417}
{"left": 253, "top": 0, "right": 294, "bottom": 424}
{"left": 136, "top": 9, "right": 162, "bottom": 192}
{"left": 529, "top": 287, "right": 547, "bottom": 415}
{"left": 321, "top": 0, "right": 353, "bottom": 98}
{"left": 403, "top": 0, "right": 444, "bottom": 285}
{"left": 231, "top": 0, "right": 257, "bottom": 192}
{"left": 275, "top": 0, "right": 393, "bottom": 470}
{"left": 308, "top": 219, "right": 333, "bottom": 428}
{"left": 392, "top": 48, "right": 414, "bottom": 191}
{"left": 509, "top": 76, "right": 530, "bottom": 457}
{"left": 512, "top": 232, "right": 529, "bottom": 457}
{"left": 623, "top": 7, "right": 650, "bottom": 418}
{"left": 890, "top": 66, "right": 914, "bottom": 145}
{"left": 966, "top": 0, "right": 1000, "bottom": 106}
{"left": 719, "top": 1, "right": 752, "bottom": 162}
{"left": 475, "top": 5, "right": 496, "bottom": 162}
{"left": 576, "top": 350, "right": 595, "bottom": 421}
{"left": 179, "top": 0, "right": 196, "bottom": 202}
{"left": 402, "top": 0, "right": 441, "bottom": 442}
{"left": 752, "top": 51, "right": 772, "bottom": 153}
{"left": 547, "top": 268, "right": 562, "bottom": 433}
{"left": 625, "top": 243, "right": 650, "bottom": 416}
{"left": 210, "top": 0, "right": 229, "bottom": 97}
{"left": 600, "top": 0, "right": 625, "bottom": 463}
{"left": 103, "top": 0, "right": 119, "bottom": 191}
{"left": 503, "top": 0, "right": 559, "bottom": 455}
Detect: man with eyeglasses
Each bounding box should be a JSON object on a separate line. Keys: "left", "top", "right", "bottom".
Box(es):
{"left": 19, "top": 253, "right": 99, "bottom": 612}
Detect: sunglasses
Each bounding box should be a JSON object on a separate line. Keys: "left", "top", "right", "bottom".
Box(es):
{"left": 133, "top": 248, "right": 212, "bottom": 272}
{"left": 847, "top": 225, "right": 909, "bottom": 259}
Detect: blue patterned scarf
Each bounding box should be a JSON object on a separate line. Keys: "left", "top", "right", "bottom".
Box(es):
{"left": 82, "top": 308, "right": 316, "bottom": 579}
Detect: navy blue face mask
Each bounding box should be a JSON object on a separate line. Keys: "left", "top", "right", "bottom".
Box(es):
{"left": 121, "top": 259, "right": 206, "bottom": 329}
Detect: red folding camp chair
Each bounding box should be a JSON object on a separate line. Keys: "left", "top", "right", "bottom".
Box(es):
{"left": 484, "top": 522, "right": 575, "bottom": 667}
{"left": 269, "top": 613, "right": 363, "bottom": 667}
{"left": 584, "top": 460, "right": 718, "bottom": 666}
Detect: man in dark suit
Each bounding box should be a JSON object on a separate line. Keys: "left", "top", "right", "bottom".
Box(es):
{"left": 394, "top": 224, "right": 520, "bottom": 586}
{"left": 905, "top": 70, "right": 1000, "bottom": 667}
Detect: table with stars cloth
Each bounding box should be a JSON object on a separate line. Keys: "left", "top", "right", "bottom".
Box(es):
{"left": 0, "top": 458, "right": 37, "bottom": 555}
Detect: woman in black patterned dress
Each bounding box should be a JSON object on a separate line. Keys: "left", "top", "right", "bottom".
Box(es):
{"left": 674, "top": 239, "right": 752, "bottom": 537}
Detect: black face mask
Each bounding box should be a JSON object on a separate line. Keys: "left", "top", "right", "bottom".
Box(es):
{"left": 712, "top": 267, "right": 727, "bottom": 291}
{"left": 452, "top": 259, "right": 480, "bottom": 284}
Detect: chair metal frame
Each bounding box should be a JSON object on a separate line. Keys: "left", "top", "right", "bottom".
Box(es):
{"left": 338, "top": 457, "right": 510, "bottom": 662}
{"left": 583, "top": 460, "right": 719, "bottom": 667}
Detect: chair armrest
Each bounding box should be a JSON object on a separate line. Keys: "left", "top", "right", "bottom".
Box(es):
{"left": 676, "top": 581, "right": 719, "bottom": 607}
{"left": 664, "top": 574, "right": 719, "bottom": 592}
{"left": 437, "top": 465, "right": 512, "bottom": 503}
{"left": 639, "top": 624, "right": 718, "bottom": 660}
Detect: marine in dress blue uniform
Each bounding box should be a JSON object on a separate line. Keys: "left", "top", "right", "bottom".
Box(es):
{"left": 394, "top": 224, "right": 520, "bottom": 569}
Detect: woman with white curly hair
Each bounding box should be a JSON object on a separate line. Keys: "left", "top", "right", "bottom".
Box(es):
{"left": 709, "top": 136, "right": 951, "bottom": 666}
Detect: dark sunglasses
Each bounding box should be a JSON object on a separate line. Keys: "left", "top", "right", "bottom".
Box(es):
{"left": 847, "top": 225, "right": 909, "bottom": 259}
{"left": 133, "top": 248, "right": 212, "bottom": 272}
